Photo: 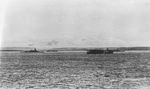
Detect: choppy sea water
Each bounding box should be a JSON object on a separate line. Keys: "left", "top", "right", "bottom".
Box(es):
{"left": 0, "top": 52, "right": 150, "bottom": 89}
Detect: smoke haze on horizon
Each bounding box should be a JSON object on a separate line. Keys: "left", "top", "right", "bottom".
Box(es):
{"left": 1, "top": 0, "right": 150, "bottom": 48}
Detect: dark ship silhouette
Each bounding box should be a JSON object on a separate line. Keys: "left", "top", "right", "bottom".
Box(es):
{"left": 87, "top": 48, "right": 114, "bottom": 54}
{"left": 23, "top": 48, "right": 40, "bottom": 53}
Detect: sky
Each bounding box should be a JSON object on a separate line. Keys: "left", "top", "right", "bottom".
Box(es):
{"left": 1, "top": 0, "right": 150, "bottom": 48}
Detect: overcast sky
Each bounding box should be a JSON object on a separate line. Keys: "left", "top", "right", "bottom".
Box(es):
{"left": 1, "top": 0, "right": 150, "bottom": 48}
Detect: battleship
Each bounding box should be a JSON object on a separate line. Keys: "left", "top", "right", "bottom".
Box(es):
{"left": 87, "top": 48, "right": 114, "bottom": 54}
{"left": 23, "top": 48, "right": 41, "bottom": 53}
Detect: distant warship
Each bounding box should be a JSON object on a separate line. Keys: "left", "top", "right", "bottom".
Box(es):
{"left": 23, "top": 48, "right": 40, "bottom": 53}
{"left": 87, "top": 48, "right": 114, "bottom": 54}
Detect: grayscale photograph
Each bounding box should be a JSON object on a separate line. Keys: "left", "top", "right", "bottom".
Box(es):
{"left": 0, "top": 0, "right": 150, "bottom": 89}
